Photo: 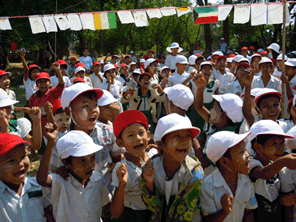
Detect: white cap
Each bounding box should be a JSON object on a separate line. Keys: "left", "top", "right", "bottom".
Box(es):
{"left": 286, "top": 126, "right": 296, "bottom": 150}
{"left": 251, "top": 88, "right": 281, "bottom": 105}
{"left": 160, "top": 66, "right": 171, "bottom": 73}
{"left": 175, "top": 55, "right": 188, "bottom": 65}
{"left": 267, "top": 43, "right": 280, "bottom": 53}
{"left": 233, "top": 55, "right": 244, "bottom": 63}
{"left": 0, "top": 88, "right": 19, "bottom": 108}
{"left": 16, "top": 118, "right": 32, "bottom": 139}
{"left": 61, "top": 83, "right": 103, "bottom": 109}
{"left": 154, "top": 113, "right": 200, "bottom": 142}
{"left": 104, "top": 64, "right": 116, "bottom": 72}
{"left": 276, "top": 54, "right": 288, "bottom": 61}
{"left": 259, "top": 57, "right": 273, "bottom": 65}
{"left": 166, "top": 42, "right": 183, "bottom": 53}
{"left": 249, "top": 119, "right": 293, "bottom": 141}
{"left": 188, "top": 55, "right": 198, "bottom": 65}
{"left": 251, "top": 53, "right": 261, "bottom": 61}
{"left": 144, "top": 58, "right": 157, "bottom": 69}
{"left": 205, "top": 131, "right": 251, "bottom": 163}
{"left": 57, "top": 130, "right": 103, "bottom": 159}
{"left": 285, "top": 58, "right": 296, "bottom": 67}
{"left": 199, "top": 61, "right": 213, "bottom": 70}
{"left": 140, "top": 59, "right": 145, "bottom": 63}
{"left": 130, "top": 62, "right": 136, "bottom": 66}
{"left": 130, "top": 51, "right": 134, "bottom": 54}
{"left": 133, "top": 68, "right": 142, "bottom": 74}
{"left": 227, "top": 58, "right": 233, "bottom": 63}
{"left": 291, "top": 51, "right": 296, "bottom": 56}
{"left": 238, "top": 58, "right": 250, "bottom": 64}
{"left": 164, "top": 84, "right": 194, "bottom": 111}
{"left": 212, "top": 94, "right": 243, "bottom": 123}
{"left": 212, "top": 51, "right": 224, "bottom": 56}
{"left": 97, "top": 90, "right": 117, "bottom": 106}
{"left": 75, "top": 66, "right": 85, "bottom": 75}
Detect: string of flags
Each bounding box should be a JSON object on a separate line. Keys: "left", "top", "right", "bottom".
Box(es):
{"left": 0, "top": 2, "right": 295, "bottom": 34}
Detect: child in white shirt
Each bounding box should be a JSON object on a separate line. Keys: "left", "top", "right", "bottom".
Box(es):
{"left": 51, "top": 60, "right": 71, "bottom": 87}
{"left": 90, "top": 61, "right": 105, "bottom": 88}
{"left": 70, "top": 66, "right": 93, "bottom": 87}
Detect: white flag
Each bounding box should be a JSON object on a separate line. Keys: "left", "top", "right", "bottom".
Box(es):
{"left": 29, "top": 16, "right": 46, "bottom": 34}
{"left": 251, "top": 4, "right": 267, "bottom": 26}
{"left": 160, "top": 7, "right": 176, "bottom": 16}
{"left": 132, "top": 11, "right": 148, "bottom": 27}
{"left": 218, "top": 5, "right": 233, "bottom": 21}
{"left": 117, "top": 11, "right": 135, "bottom": 24}
{"left": 0, "top": 17, "right": 12, "bottom": 30}
{"left": 234, "top": 5, "right": 250, "bottom": 24}
{"left": 268, "top": 3, "right": 283, "bottom": 24}
{"left": 80, "top": 13, "right": 95, "bottom": 30}
{"left": 176, "top": 7, "right": 192, "bottom": 17}
{"left": 54, "top": 15, "right": 70, "bottom": 30}
{"left": 42, "top": 15, "right": 58, "bottom": 33}
{"left": 67, "top": 14, "right": 82, "bottom": 31}
{"left": 146, "top": 9, "right": 162, "bottom": 19}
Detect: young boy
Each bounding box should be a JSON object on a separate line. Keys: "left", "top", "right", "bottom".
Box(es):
{"left": 273, "top": 54, "right": 284, "bottom": 79}
{"left": 118, "top": 64, "right": 132, "bottom": 88}
{"left": 201, "top": 131, "right": 257, "bottom": 221}
{"left": 187, "top": 55, "right": 198, "bottom": 74}
{"left": 90, "top": 61, "right": 105, "bottom": 88}
{"left": 167, "top": 55, "right": 190, "bottom": 87}
{"left": 51, "top": 60, "right": 71, "bottom": 88}
{"left": 66, "top": 56, "right": 77, "bottom": 78}
{"left": 70, "top": 66, "right": 93, "bottom": 87}
{"left": 37, "top": 126, "right": 110, "bottom": 221}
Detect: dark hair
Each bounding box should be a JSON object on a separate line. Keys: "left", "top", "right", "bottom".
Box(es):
{"left": 73, "top": 81, "right": 84, "bottom": 85}
{"left": 257, "top": 94, "right": 280, "bottom": 108}
{"left": 216, "top": 148, "right": 232, "bottom": 168}
{"left": 64, "top": 156, "right": 72, "bottom": 165}
{"left": 70, "top": 91, "right": 97, "bottom": 107}
{"left": 53, "top": 107, "right": 65, "bottom": 116}
{"left": 61, "top": 64, "right": 68, "bottom": 70}
{"left": 117, "top": 123, "right": 148, "bottom": 140}
{"left": 216, "top": 102, "right": 235, "bottom": 126}
{"left": 250, "top": 134, "right": 285, "bottom": 152}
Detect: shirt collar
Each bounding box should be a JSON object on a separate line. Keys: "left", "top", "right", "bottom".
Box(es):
{"left": 0, "top": 177, "right": 32, "bottom": 195}
{"left": 69, "top": 171, "right": 102, "bottom": 188}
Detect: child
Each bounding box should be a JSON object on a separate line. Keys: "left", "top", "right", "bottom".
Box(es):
{"left": 227, "top": 62, "right": 250, "bottom": 96}
{"left": 0, "top": 70, "right": 15, "bottom": 100}
{"left": 165, "top": 42, "right": 183, "bottom": 71}
{"left": 130, "top": 62, "right": 137, "bottom": 73}
{"left": 37, "top": 126, "right": 110, "bottom": 221}
{"left": 248, "top": 120, "right": 296, "bottom": 221}
{"left": 231, "top": 55, "right": 244, "bottom": 74}
{"left": 188, "top": 55, "right": 198, "bottom": 74}
{"left": 0, "top": 133, "right": 51, "bottom": 221}
{"left": 141, "top": 113, "right": 204, "bottom": 221}
{"left": 201, "top": 131, "right": 257, "bottom": 221}
{"left": 73, "top": 77, "right": 85, "bottom": 84}
{"left": 158, "top": 55, "right": 166, "bottom": 69}
{"left": 167, "top": 55, "right": 190, "bottom": 87}
{"left": 51, "top": 60, "right": 71, "bottom": 87}
{"left": 110, "top": 110, "right": 156, "bottom": 221}
{"left": 66, "top": 56, "right": 77, "bottom": 78}
{"left": 250, "top": 54, "right": 261, "bottom": 76}
{"left": 70, "top": 66, "right": 93, "bottom": 87}
{"left": 273, "top": 54, "right": 284, "bottom": 79}
{"left": 90, "top": 61, "right": 105, "bottom": 88}
{"left": 144, "top": 58, "right": 159, "bottom": 86}
{"left": 118, "top": 64, "right": 132, "bottom": 88}
{"left": 285, "top": 95, "right": 296, "bottom": 132}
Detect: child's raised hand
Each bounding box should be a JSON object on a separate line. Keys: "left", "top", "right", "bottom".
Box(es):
{"left": 281, "top": 193, "right": 296, "bottom": 206}
{"left": 151, "top": 84, "right": 161, "bottom": 90}
{"left": 143, "top": 159, "right": 155, "bottom": 184}
{"left": 220, "top": 193, "right": 233, "bottom": 214}
{"left": 190, "top": 70, "right": 197, "bottom": 79}
{"left": 126, "top": 87, "right": 135, "bottom": 95}
{"left": 161, "top": 77, "right": 168, "bottom": 86}
{"left": 116, "top": 163, "right": 128, "bottom": 185}
{"left": 20, "top": 50, "right": 25, "bottom": 58}
{"left": 241, "top": 68, "right": 254, "bottom": 87}
{"left": 52, "top": 62, "right": 60, "bottom": 72}
{"left": 43, "top": 123, "right": 59, "bottom": 142}
{"left": 44, "top": 101, "right": 53, "bottom": 115}
{"left": 193, "top": 71, "right": 207, "bottom": 88}
{"left": 107, "top": 76, "right": 112, "bottom": 84}
{"left": 28, "top": 107, "right": 41, "bottom": 122}
{"left": 0, "top": 110, "right": 10, "bottom": 132}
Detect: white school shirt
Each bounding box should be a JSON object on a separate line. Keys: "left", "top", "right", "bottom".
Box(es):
{"left": 191, "top": 79, "right": 219, "bottom": 101}
{"left": 187, "top": 66, "right": 197, "bottom": 75}
{"left": 212, "top": 69, "right": 234, "bottom": 94}
{"left": 130, "top": 55, "right": 137, "bottom": 63}
{"left": 80, "top": 56, "right": 92, "bottom": 71}
{"left": 48, "top": 130, "right": 67, "bottom": 171}
{"left": 118, "top": 74, "right": 133, "bottom": 88}
{"left": 251, "top": 74, "right": 282, "bottom": 93}
{"left": 101, "top": 80, "right": 122, "bottom": 103}
{"left": 43, "top": 172, "right": 110, "bottom": 222}
{"left": 227, "top": 80, "right": 245, "bottom": 96}
{"left": 90, "top": 73, "right": 105, "bottom": 89}
{"left": 23, "top": 78, "right": 38, "bottom": 100}
{"left": 167, "top": 71, "right": 190, "bottom": 87}
{"left": 0, "top": 177, "right": 48, "bottom": 222}
{"left": 283, "top": 75, "right": 296, "bottom": 119}
{"left": 70, "top": 76, "right": 93, "bottom": 87}
{"left": 7, "top": 89, "right": 16, "bottom": 100}
{"left": 200, "top": 169, "right": 257, "bottom": 222}
{"left": 111, "top": 149, "right": 157, "bottom": 210}
{"left": 273, "top": 69, "right": 282, "bottom": 79}
{"left": 50, "top": 76, "right": 72, "bottom": 88}
{"left": 165, "top": 55, "right": 177, "bottom": 70}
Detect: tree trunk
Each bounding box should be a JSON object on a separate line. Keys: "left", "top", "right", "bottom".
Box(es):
{"left": 223, "top": 0, "right": 230, "bottom": 44}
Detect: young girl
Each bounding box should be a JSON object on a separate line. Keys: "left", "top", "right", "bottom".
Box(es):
{"left": 141, "top": 113, "right": 204, "bottom": 222}
{"left": 227, "top": 62, "right": 250, "bottom": 96}
{"left": 250, "top": 54, "right": 261, "bottom": 76}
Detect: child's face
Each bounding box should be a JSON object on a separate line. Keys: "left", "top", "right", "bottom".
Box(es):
{"left": 93, "top": 65, "right": 101, "bottom": 73}
{"left": 54, "top": 112, "right": 71, "bottom": 133}
{"left": 112, "top": 57, "right": 117, "bottom": 63}
{"left": 256, "top": 136, "right": 285, "bottom": 162}
{"left": 200, "top": 65, "right": 213, "bottom": 81}
{"left": 171, "top": 48, "right": 178, "bottom": 54}
{"left": 120, "top": 67, "right": 128, "bottom": 75}
{"left": 76, "top": 71, "right": 85, "bottom": 78}
{"left": 161, "top": 69, "right": 171, "bottom": 78}
{"left": 160, "top": 57, "right": 165, "bottom": 64}
{"left": 70, "top": 95, "right": 99, "bottom": 130}
{"left": 276, "top": 60, "right": 283, "bottom": 70}
{"left": 69, "top": 154, "right": 96, "bottom": 181}
{"left": 195, "top": 58, "right": 205, "bottom": 70}
{"left": 0, "top": 105, "right": 12, "bottom": 116}
{"left": 259, "top": 63, "right": 272, "bottom": 75}
{"left": 285, "top": 66, "right": 296, "bottom": 77}
{"left": 70, "top": 59, "right": 76, "bottom": 65}
{"left": 148, "top": 52, "right": 154, "bottom": 58}
{"left": 149, "top": 62, "right": 158, "bottom": 73}
{"left": 60, "top": 65, "right": 67, "bottom": 76}
{"left": 140, "top": 75, "right": 150, "bottom": 88}
{"left": 118, "top": 123, "right": 150, "bottom": 157}
{"left": 125, "top": 57, "right": 131, "bottom": 64}
{"left": 258, "top": 96, "right": 280, "bottom": 121}
{"left": 212, "top": 55, "right": 218, "bottom": 62}
{"left": 176, "top": 63, "right": 187, "bottom": 74}
{"left": 241, "top": 49, "right": 248, "bottom": 57}
{"left": 30, "top": 68, "right": 40, "bottom": 81}
{"left": 130, "top": 64, "right": 136, "bottom": 71}
{"left": 106, "top": 70, "right": 116, "bottom": 79}
{"left": 235, "top": 66, "right": 246, "bottom": 79}
{"left": 163, "top": 129, "right": 193, "bottom": 162}
{"left": 0, "top": 144, "right": 29, "bottom": 186}
{"left": 83, "top": 49, "right": 88, "bottom": 56}
{"left": 252, "top": 57, "right": 261, "bottom": 69}
{"left": 36, "top": 79, "right": 50, "bottom": 93}
{"left": 0, "top": 74, "right": 10, "bottom": 90}
{"left": 99, "top": 104, "right": 113, "bottom": 122}
{"left": 216, "top": 58, "right": 226, "bottom": 70}
{"left": 232, "top": 61, "right": 238, "bottom": 70}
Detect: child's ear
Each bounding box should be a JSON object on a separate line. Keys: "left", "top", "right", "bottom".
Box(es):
{"left": 255, "top": 106, "right": 262, "bottom": 117}
{"left": 253, "top": 142, "right": 262, "bottom": 153}
{"left": 116, "top": 138, "right": 124, "bottom": 148}
{"left": 156, "top": 141, "right": 165, "bottom": 151}
{"left": 219, "top": 156, "right": 231, "bottom": 167}
{"left": 65, "top": 107, "right": 71, "bottom": 117}
{"left": 61, "top": 159, "right": 72, "bottom": 170}
{"left": 147, "top": 130, "right": 151, "bottom": 141}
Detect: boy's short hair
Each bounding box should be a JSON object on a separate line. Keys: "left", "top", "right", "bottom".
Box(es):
{"left": 53, "top": 107, "right": 65, "bottom": 116}
{"left": 257, "top": 94, "right": 280, "bottom": 108}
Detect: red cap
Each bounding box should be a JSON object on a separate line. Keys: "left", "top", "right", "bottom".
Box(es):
{"left": 70, "top": 56, "right": 77, "bottom": 60}
{"left": 216, "top": 55, "right": 227, "bottom": 61}
{"left": 114, "top": 64, "right": 118, "bottom": 68}
{"left": 36, "top": 72, "right": 51, "bottom": 83}
{"left": 262, "top": 51, "right": 268, "bottom": 55}
{"left": 147, "top": 50, "right": 155, "bottom": 54}
{"left": 139, "top": 73, "right": 152, "bottom": 80}
{"left": 52, "top": 99, "right": 62, "bottom": 114}
{"left": 119, "top": 64, "right": 128, "bottom": 69}
{"left": 93, "top": 61, "right": 101, "bottom": 66}
{"left": 143, "top": 55, "right": 148, "bottom": 60}
{"left": 241, "top": 47, "right": 248, "bottom": 51}
{"left": 140, "top": 63, "right": 145, "bottom": 70}
{"left": 229, "top": 54, "right": 236, "bottom": 58}
{"left": 0, "top": 70, "right": 11, "bottom": 77}
{"left": 124, "top": 55, "right": 131, "bottom": 58}
{"left": 0, "top": 133, "right": 31, "bottom": 156}
{"left": 28, "top": 64, "right": 41, "bottom": 71}
{"left": 156, "top": 59, "right": 160, "bottom": 63}
{"left": 73, "top": 77, "right": 85, "bottom": 84}
{"left": 56, "top": 60, "right": 68, "bottom": 66}
{"left": 76, "top": 62, "right": 86, "bottom": 68}
{"left": 250, "top": 46, "right": 255, "bottom": 50}
{"left": 236, "top": 63, "right": 251, "bottom": 72}
{"left": 270, "top": 58, "right": 276, "bottom": 65}
{"left": 113, "top": 110, "right": 149, "bottom": 139}
{"left": 195, "top": 53, "right": 202, "bottom": 57}
{"left": 256, "top": 51, "right": 261, "bottom": 54}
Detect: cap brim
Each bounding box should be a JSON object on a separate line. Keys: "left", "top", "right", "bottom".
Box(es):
{"left": 0, "top": 99, "right": 19, "bottom": 107}
{"left": 249, "top": 131, "right": 294, "bottom": 142}
{"left": 98, "top": 97, "right": 117, "bottom": 106}
{"left": 166, "top": 47, "right": 183, "bottom": 53}
{"left": 69, "top": 144, "right": 103, "bottom": 158}
{"left": 2, "top": 140, "right": 31, "bottom": 156}
{"left": 255, "top": 92, "right": 281, "bottom": 104}
{"left": 160, "top": 124, "right": 200, "bottom": 141}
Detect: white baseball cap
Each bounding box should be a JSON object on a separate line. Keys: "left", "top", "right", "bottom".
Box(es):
{"left": 199, "top": 61, "right": 213, "bottom": 70}
{"left": 252, "top": 88, "right": 281, "bottom": 105}
{"left": 276, "top": 54, "right": 288, "bottom": 61}
{"left": 267, "top": 43, "right": 280, "bottom": 53}
{"left": 140, "top": 59, "right": 145, "bottom": 63}
{"left": 154, "top": 113, "right": 200, "bottom": 142}
{"left": 188, "top": 55, "right": 198, "bottom": 65}
{"left": 291, "top": 51, "right": 296, "bottom": 56}
{"left": 175, "top": 55, "right": 188, "bottom": 65}
{"left": 233, "top": 55, "right": 244, "bottom": 63}
{"left": 205, "top": 131, "right": 251, "bottom": 163}
{"left": 212, "top": 51, "right": 224, "bottom": 57}
{"left": 144, "top": 58, "right": 157, "bottom": 69}
{"left": 160, "top": 66, "right": 171, "bottom": 73}
{"left": 286, "top": 126, "right": 296, "bottom": 150}
{"left": 97, "top": 90, "right": 117, "bottom": 106}
{"left": 166, "top": 42, "right": 183, "bottom": 53}
{"left": 57, "top": 130, "right": 103, "bottom": 159}
{"left": 61, "top": 83, "right": 103, "bottom": 109}
{"left": 0, "top": 88, "right": 19, "bottom": 108}
{"left": 251, "top": 53, "right": 261, "bottom": 61}
{"left": 227, "top": 58, "right": 234, "bottom": 63}
{"left": 16, "top": 118, "right": 32, "bottom": 139}
{"left": 130, "top": 62, "right": 136, "bottom": 66}
{"left": 164, "top": 84, "right": 194, "bottom": 111}
{"left": 212, "top": 93, "right": 243, "bottom": 123}
{"left": 133, "top": 68, "right": 142, "bottom": 75}
{"left": 238, "top": 58, "right": 250, "bottom": 64}
{"left": 285, "top": 58, "right": 296, "bottom": 67}
{"left": 104, "top": 64, "right": 116, "bottom": 72}
{"left": 75, "top": 66, "right": 85, "bottom": 75}
{"left": 259, "top": 57, "right": 273, "bottom": 65}
{"left": 249, "top": 119, "right": 293, "bottom": 141}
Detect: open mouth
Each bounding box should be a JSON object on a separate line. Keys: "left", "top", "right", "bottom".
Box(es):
{"left": 14, "top": 170, "right": 25, "bottom": 178}
{"left": 134, "top": 144, "right": 144, "bottom": 150}
{"left": 176, "top": 149, "right": 188, "bottom": 155}
{"left": 268, "top": 113, "right": 278, "bottom": 118}
{"left": 88, "top": 117, "right": 97, "bottom": 123}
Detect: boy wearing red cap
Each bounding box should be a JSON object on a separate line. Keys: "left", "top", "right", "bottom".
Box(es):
{"left": 241, "top": 46, "right": 251, "bottom": 61}
{"left": 90, "top": 61, "right": 105, "bottom": 88}
{"left": 51, "top": 60, "right": 71, "bottom": 88}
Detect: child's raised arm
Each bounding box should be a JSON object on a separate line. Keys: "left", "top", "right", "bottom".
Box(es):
{"left": 44, "top": 101, "right": 55, "bottom": 125}
{"left": 103, "top": 53, "right": 110, "bottom": 65}
{"left": 241, "top": 69, "right": 254, "bottom": 127}
{"left": 26, "top": 107, "right": 42, "bottom": 150}
{"left": 37, "top": 123, "right": 58, "bottom": 188}
{"left": 52, "top": 62, "right": 64, "bottom": 85}
{"left": 182, "top": 70, "right": 196, "bottom": 87}
{"left": 0, "top": 110, "right": 9, "bottom": 133}
{"left": 20, "top": 50, "right": 29, "bottom": 81}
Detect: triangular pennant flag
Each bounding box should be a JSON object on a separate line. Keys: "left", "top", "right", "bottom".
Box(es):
{"left": 0, "top": 17, "right": 12, "bottom": 30}
{"left": 117, "top": 11, "right": 135, "bottom": 24}
{"left": 160, "top": 7, "right": 176, "bottom": 16}
{"left": 177, "top": 7, "right": 192, "bottom": 17}
{"left": 193, "top": 7, "right": 218, "bottom": 24}
{"left": 80, "top": 13, "right": 95, "bottom": 30}
{"left": 94, "top": 12, "right": 117, "bottom": 30}
{"left": 234, "top": 5, "right": 250, "bottom": 24}
{"left": 146, "top": 9, "right": 162, "bottom": 19}
{"left": 42, "top": 15, "right": 58, "bottom": 33}
{"left": 132, "top": 11, "right": 148, "bottom": 27}
{"left": 67, "top": 14, "right": 82, "bottom": 31}
{"left": 251, "top": 4, "right": 267, "bottom": 26}
{"left": 28, "top": 16, "right": 46, "bottom": 34}
{"left": 54, "top": 15, "right": 70, "bottom": 30}
{"left": 218, "top": 5, "right": 232, "bottom": 21}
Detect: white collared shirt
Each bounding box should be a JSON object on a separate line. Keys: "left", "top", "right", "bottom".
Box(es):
{"left": 43, "top": 172, "right": 110, "bottom": 222}
{"left": 227, "top": 80, "right": 245, "bottom": 96}
{"left": 191, "top": 79, "right": 219, "bottom": 102}
{"left": 251, "top": 74, "right": 282, "bottom": 93}
{"left": 167, "top": 71, "right": 190, "bottom": 87}
{"left": 200, "top": 169, "right": 257, "bottom": 222}
{"left": 165, "top": 55, "right": 177, "bottom": 70}
{"left": 50, "top": 76, "right": 72, "bottom": 88}
{"left": 23, "top": 78, "right": 38, "bottom": 100}
{"left": 283, "top": 75, "right": 296, "bottom": 119}
{"left": 0, "top": 177, "right": 48, "bottom": 222}
{"left": 90, "top": 73, "right": 105, "bottom": 89}
{"left": 212, "top": 69, "right": 234, "bottom": 94}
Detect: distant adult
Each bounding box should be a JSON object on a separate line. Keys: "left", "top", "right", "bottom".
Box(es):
{"left": 130, "top": 51, "right": 137, "bottom": 63}
{"left": 267, "top": 43, "right": 280, "bottom": 60}
{"left": 193, "top": 43, "right": 202, "bottom": 55}
{"left": 80, "top": 48, "right": 92, "bottom": 74}
{"left": 165, "top": 42, "right": 183, "bottom": 72}
{"left": 220, "top": 37, "right": 227, "bottom": 55}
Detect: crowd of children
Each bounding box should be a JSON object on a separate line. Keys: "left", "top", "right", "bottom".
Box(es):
{"left": 1, "top": 42, "right": 296, "bottom": 222}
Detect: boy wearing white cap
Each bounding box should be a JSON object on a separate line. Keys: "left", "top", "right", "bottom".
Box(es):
{"left": 142, "top": 113, "right": 204, "bottom": 222}
{"left": 70, "top": 66, "right": 93, "bottom": 87}
{"left": 165, "top": 42, "right": 183, "bottom": 71}
{"left": 187, "top": 55, "right": 198, "bottom": 74}
{"left": 37, "top": 127, "right": 110, "bottom": 222}
{"left": 167, "top": 55, "right": 190, "bottom": 87}
{"left": 201, "top": 131, "right": 257, "bottom": 222}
